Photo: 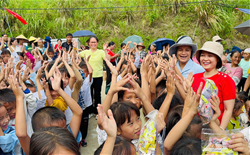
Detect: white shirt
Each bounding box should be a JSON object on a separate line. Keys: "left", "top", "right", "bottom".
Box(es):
{"left": 64, "top": 85, "right": 74, "bottom": 125}
{"left": 81, "top": 75, "right": 93, "bottom": 108}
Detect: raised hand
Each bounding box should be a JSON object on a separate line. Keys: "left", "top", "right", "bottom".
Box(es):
{"left": 157, "top": 112, "right": 166, "bottom": 133}
{"left": 183, "top": 72, "right": 194, "bottom": 92}
{"left": 109, "top": 74, "right": 131, "bottom": 94}
{"left": 166, "top": 73, "right": 175, "bottom": 95}
{"left": 50, "top": 67, "right": 62, "bottom": 91}
{"left": 26, "top": 59, "right": 33, "bottom": 70}
{"left": 36, "top": 66, "right": 45, "bottom": 80}
{"left": 103, "top": 42, "right": 108, "bottom": 50}
{"left": 9, "top": 74, "right": 24, "bottom": 99}
{"left": 73, "top": 39, "right": 77, "bottom": 48}
{"left": 0, "top": 63, "right": 5, "bottom": 82}
{"left": 15, "top": 60, "right": 24, "bottom": 71}
{"left": 22, "top": 67, "right": 30, "bottom": 82}
{"left": 97, "top": 104, "right": 117, "bottom": 138}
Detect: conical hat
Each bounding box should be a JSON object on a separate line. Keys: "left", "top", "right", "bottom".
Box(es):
{"left": 28, "top": 36, "right": 36, "bottom": 42}
{"left": 16, "top": 34, "right": 28, "bottom": 41}
{"left": 34, "top": 37, "right": 45, "bottom": 43}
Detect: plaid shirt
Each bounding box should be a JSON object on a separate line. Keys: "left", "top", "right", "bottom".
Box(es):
{"left": 137, "top": 50, "right": 147, "bottom": 68}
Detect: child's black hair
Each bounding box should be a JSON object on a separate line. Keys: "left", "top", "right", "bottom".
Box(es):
{"left": 233, "top": 98, "right": 243, "bottom": 113}
{"left": 164, "top": 105, "right": 201, "bottom": 140}
{"left": 110, "top": 101, "right": 140, "bottom": 130}
{"left": 0, "top": 56, "right": 2, "bottom": 59}
{"left": 47, "top": 77, "right": 63, "bottom": 91}
{"left": 0, "top": 89, "right": 16, "bottom": 105}
{"left": 24, "top": 82, "right": 35, "bottom": 88}
{"left": 118, "top": 82, "right": 141, "bottom": 102}
{"left": 94, "top": 136, "right": 134, "bottom": 155}
{"left": 43, "top": 54, "right": 49, "bottom": 61}
{"left": 32, "top": 107, "right": 66, "bottom": 132}
{"left": 18, "top": 52, "right": 25, "bottom": 58}
{"left": 237, "top": 91, "right": 248, "bottom": 104}
{"left": 153, "top": 92, "right": 183, "bottom": 112}
{"left": 48, "top": 48, "right": 54, "bottom": 54}
{"left": 121, "top": 43, "right": 126, "bottom": 48}
{"left": 0, "top": 49, "right": 11, "bottom": 56}
{"left": 170, "top": 137, "right": 202, "bottom": 155}
{"left": 59, "top": 66, "right": 70, "bottom": 78}
{"left": 30, "top": 127, "right": 80, "bottom": 155}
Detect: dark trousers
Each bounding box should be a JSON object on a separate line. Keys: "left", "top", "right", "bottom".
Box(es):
{"left": 91, "top": 77, "right": 103, "bottom": 114}
{"left": 105, "top": 61, "right": 116, "bottom": 87}
{"left": 238, "top": 77, "right": 249, "bottom": 93}
{"left": 80, "top": 106, "right": 91, "bottom": 140}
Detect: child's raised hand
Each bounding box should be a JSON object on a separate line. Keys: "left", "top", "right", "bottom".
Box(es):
{"left": 9, "top": 74, "right": 24, "bottom": 99}
{"left": 166, "top": 73, "right": 175, "bottom": 96}
{"left": 109, "top": 74, "right": 131, "bottom": 94}
{"left": 26, "top": 59, "right": 33, "bottom": 70}
{"left": 22, "top": 67, "right": 30, "bottom": 82}
{"left": 128, "top": 76, "right": 145, "bottom": 99}
{"left": 188, "top": 88, "right": 201, "bottom": 116}
{"left": 36, "top": 66, "right": 45, "bottom": 80}
{"left": 0, "top": 62, "right": 4, "bottom": 81}
{"left": 183, "top": 72, "right": 194, "bottom": 92}
{"left": 15, "top": 60, "right": 23, "bottom": 71}
{"left": 50, "top": 67, "right": 62, "bottom": 91}
{"left": 97, "top": 104, "right": 117, "bottom": 138}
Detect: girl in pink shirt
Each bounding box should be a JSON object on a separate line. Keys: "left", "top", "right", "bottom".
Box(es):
{"left": 225, "top": 50, "right": 243, "bottom": 86}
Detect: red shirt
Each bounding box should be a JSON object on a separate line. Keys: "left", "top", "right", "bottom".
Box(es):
{"left": 107, "top": 49, "right": 115, "bottom": 62}
{"left": 192, "top": 72, "right": 236, "bottom": 122}
{"left": 55, "top": 44, "right": 62, "bottom": 52}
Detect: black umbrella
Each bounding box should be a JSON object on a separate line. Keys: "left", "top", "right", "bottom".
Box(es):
{"left": 234, "top": 20, "right": 250, "bottom": 36}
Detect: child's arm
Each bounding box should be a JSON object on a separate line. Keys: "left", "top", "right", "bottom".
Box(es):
{"left": 115, "top": 50, "right": 125, "bottom": 72}
{"left": 149, "top": 59, "right": 157, "bottom": 103}
{"left": 35, "top": 66, "right": 45, "bottom": 99}
{"left": 50, "top": 67, "right": 82, "bottom": 138}
{"left": 10, "top": 75, "right": 30, "bottom": 155}
{"left": 97, "top": 104, "right": 117, "bottom": 155}
{"left": 140, "top": 55, "right": 152, "bottom": 108}
{"left": 70, "top": 57, "right": 83, "bottom": 102}
{"left": 164, "top": 90, "right": 200, "bottom": 152}
{"left": 47, "top": 51, "right": 61, "bottom": 78}
{"left": 128, "top": 77, "right": 155, "bottom": 115}
{"left": 62, "top": 52, "right": 76, "bottom": 90}
{"left": 158, "top": 74, "right": 175, "bottom": 119}
{"left": 0, "top": 63, "right": 4, "bottom": 83}
{"left": 103, "top": 58, "right": 127, "bottom": 114}
{"left": 84, "top": 55, "right": 93, "bottom": 82}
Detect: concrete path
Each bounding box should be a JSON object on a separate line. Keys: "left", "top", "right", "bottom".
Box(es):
{"left": 80, "top": 81, "right": 107, "bottom": 154}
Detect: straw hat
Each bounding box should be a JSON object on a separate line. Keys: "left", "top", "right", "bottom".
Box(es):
{"left": 16, "top": 34, "right": 28, "bottom": 42}
{"left": 169, "top": 36, "right": 197, "bottom": 57}
{"left": 212, "top": 35, "right": 223, "bottom": 42}
{"left": 34, "top": 37, "right": 45, "bottom": 43}
{"left": 28, "top": 36, "right": 36, "bottom": 42}
{"left": 137, "top": 42, "right": 145, "bottom": 49}
{"left": 195, "top": 41, "right": 223, "bottom": 68}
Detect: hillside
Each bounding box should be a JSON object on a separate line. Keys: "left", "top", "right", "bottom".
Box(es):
{"left": 0, "top": 0, "right": 249, "bottom": 51}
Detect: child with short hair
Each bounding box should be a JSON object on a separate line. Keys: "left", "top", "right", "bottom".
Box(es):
{"left": 227, "top": 99, "right": 243, "bottom": 130}
{"left": 14, "top": 67, "right": 82, "bottom": 155}
{"left": 1, "top": 49, "right": 11, "bottom": 64}
{"left": 0, "top": 103, "right": 20, "bottom": 155}
{"left": 77, "top": 55, "right": 93, "bottom": 147}
{"left": 237, "top": 91, "right": 249, "bottom": 128}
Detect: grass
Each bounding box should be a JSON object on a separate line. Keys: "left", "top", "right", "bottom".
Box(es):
{"left": 0, "top": 0, "right": 250, "bottom": 51}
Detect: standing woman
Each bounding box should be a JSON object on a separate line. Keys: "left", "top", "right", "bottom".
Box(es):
{"left": 7, "top": 37, "right": 20, "bottom": 65}
{"left": 192, "top": 41, "right": 236, "bottom": 130}
{"left": 169, "top": 36, "right": 204, "bottom": 78}
{"left": 105, "top": 41, "right": 119, "bottom": 87}
{"left": 224, "top": 50, "right": 243, "bottom": 86}
{"left": 79, "top": 36, "right": 110, "bottom": 114}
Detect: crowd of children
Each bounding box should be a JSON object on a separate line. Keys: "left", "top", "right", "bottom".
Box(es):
{"left": 0, "top": 33, "right": 249, "bottom": 155}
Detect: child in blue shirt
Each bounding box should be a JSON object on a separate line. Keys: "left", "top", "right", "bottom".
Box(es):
{"left": 0, "top": 103, "right": 20, "bottom": 155}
